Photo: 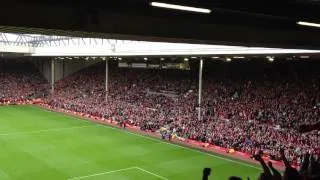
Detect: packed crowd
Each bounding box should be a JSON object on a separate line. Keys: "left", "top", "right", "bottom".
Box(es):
{"left": 0, "top": 59, "right": 48, "bottom": 104}
{"left": 1, "top": 59, "right": 319, "bottom": 167}
{"left": 185, "top": 61, "right": 320, "bottom": 164}
{"left": 47, "top": 60, "right": 319, "bottom": 166}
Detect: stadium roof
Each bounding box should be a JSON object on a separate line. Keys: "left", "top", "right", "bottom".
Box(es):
{"left": 2, "top": 1, "right": 320, "bottom": 49}
{"left": 1, "top": 32, "right": 320, "bottom": 57}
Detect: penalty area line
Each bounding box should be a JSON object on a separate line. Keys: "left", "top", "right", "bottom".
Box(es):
{"left": 68, "top": 167, "right": 136, "bottom": 180}
{"left": 68, "top": 167, "right": 168, "bottom": 180}
{"left": 134, "top": 166, "right": 168, "bottom": 180}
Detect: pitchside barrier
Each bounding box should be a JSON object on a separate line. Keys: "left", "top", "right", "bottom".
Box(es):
{"left": 0, "top": 98, "right": 43, "bottom": 105}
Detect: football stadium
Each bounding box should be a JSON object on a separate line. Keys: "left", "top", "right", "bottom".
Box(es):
{"left": 1, "top": 1, "right": 320, "bottom": 180}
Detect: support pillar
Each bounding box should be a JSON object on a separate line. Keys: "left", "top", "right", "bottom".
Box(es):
{"left": 198, "top": 59, "right": 203, "bottom": 121}
{"left": 105, "top": 59, "right": 109, "bottom": 102}
{"left": 51, "top": 58, "right": 55, "bottom": 95}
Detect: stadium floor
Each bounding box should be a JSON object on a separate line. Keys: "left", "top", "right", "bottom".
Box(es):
{"left": 0, "top": 105, "right": 261, "bottom": 179}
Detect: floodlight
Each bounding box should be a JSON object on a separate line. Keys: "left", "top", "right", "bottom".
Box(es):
{"left": 297, "top": 21, "right": 320, "bottom": 28}
{"left": 151, "top": 2, "right": 211, "bottom": 14}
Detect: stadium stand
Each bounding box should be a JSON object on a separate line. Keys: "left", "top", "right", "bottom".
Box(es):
{"left": 0, "top": 59, "right": 49, "bottom": 104}
{"left": 45, "top": 60, "right": 320, "bottom": 168}
{"left": 0, "top": 58, "right": 319, "bottom": 179}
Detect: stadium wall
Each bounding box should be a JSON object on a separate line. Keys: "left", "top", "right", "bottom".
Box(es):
{"left": 59, "top": 59, "right": 101, "bottom": 81}
{"left": 32, "top": 59, "right": 51, "bottom": 83}
{"left": 33, "top": 58, "right": 101, "bottom": 83}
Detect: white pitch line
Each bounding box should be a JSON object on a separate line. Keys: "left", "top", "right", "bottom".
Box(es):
{"left": 32, "top": 106, "right": 261, "bottom": 170}
{"left": 97, "top": 124, "right": 261, "bottom": 170}
{"left": 135, "top": 167, "right": 168, "bottom": 180}
{"left": 0, "top": 125, "right": 94, "bottom": 136}
{"left": 68, "top": 167, "right": 167, "bottom": 180}
{"left": 68, "top": 167, "right": 136, "bottom": 180}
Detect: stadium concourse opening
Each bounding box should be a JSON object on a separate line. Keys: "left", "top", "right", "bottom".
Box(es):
{"left": 0, "top": 31, "right": 320, "bottom": 180}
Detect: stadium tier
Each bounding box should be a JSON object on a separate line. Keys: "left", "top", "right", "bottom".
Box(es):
{"left": 0, "top": 59, "right": 49, "bottom": 104}
{"left": 0, "top": 58, "right": 319, "bottom": 179}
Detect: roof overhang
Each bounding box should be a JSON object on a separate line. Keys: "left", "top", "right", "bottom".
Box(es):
{"left": 1, "top": 32, "right": 320, "bottom": 57}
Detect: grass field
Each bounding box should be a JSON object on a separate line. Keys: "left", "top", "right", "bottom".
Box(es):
{"left": 0, "top": 105, "right": 261, "bottom": 180}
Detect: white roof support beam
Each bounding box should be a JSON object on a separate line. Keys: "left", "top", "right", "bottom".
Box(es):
{"left": 0, "top": 32, "right": 319, "bottom": 56}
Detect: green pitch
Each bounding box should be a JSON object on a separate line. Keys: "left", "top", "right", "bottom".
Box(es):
{"left": 0, "top": 105, "right": 261, "bottom": 180}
